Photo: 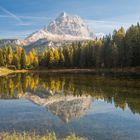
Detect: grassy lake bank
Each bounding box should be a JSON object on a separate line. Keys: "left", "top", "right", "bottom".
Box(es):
{"left": 0, "top": 67, "right": 140, "bottom": 77}
{"left": 0, "top": 132, "right": 85, "bottom": 140}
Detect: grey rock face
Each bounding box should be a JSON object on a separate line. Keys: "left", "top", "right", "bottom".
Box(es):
{"left": 47, "top": 12, "right": 91, "bottom": 37}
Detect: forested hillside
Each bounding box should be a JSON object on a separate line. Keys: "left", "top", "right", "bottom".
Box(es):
{"left": 0, "top": 24, "right": 140, "bottom": 69}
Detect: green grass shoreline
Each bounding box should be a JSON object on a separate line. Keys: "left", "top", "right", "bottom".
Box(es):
{"left": 0, "top": 67, "right": 140, "bottom": 77}
{"left": 0, "top": 132, "right": 85, "bottom": 140}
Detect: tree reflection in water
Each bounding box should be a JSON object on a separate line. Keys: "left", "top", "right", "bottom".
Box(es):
{"left": 0, "top": 72, "right": 140, "bottom": 116}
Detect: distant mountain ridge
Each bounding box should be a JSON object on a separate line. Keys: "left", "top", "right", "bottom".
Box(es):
{"left": 0, "top": 39, "right": 23, "bottom": 48}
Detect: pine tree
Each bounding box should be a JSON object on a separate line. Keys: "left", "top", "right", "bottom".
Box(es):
{"left": 111, "top": 43, "right": 119, "bottom": 68}
{"left": 0, "top": 49, "right": 4, "bottom": 66}
{"left": 125, "top": 24, "right": 140, "bottom": 66}
{"left": 7, "top": 46, "right": 13, "bottom": 65}
{"left": 59, "top": 49, "right": 65, "bottom": 67}
{"left": 3, "top": 47, "right": 9, "bottom": 66}
{"left": 33, "top": 57, "right": 39, "bottom": 68}
{"left": 113, "top": 27, "right": 125, "bottom": 67}
{"left": 75, "top": 42, "right": 81, "bottom": 67}
{"left": 12, "top": 54, "right": 21, "bottom": 69}
{"left": 63, "top": 45, "right": 71, "bottom": 67}
{"left": 20, "top": 49, "right": 27, "bottom": 69}
{"left": 48, "top": 49, "right": 55, "bottom": 67}
{"left": 54, "top": 48, "right": 60, "bottom": 66}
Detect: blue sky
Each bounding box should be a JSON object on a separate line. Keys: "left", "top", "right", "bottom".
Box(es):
{"left": 0, "top": 0, "right": 140, "bottom": 39}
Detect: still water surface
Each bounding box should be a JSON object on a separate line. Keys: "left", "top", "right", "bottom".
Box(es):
{"left": 0, "top": 73, "right": 140, "bottom": 140}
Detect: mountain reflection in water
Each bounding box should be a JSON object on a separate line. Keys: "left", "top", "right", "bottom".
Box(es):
{"left": 0, "top": 73, "right": 140, "bottom": 140}
{"left": 25, "top": 93, "right": 92, "bottom": 123}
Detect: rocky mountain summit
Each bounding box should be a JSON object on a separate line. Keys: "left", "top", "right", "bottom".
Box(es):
{"left": 25, "top": 12, "right": 93, "bottom": 44}
{"left": 0, "top": 12, "right": 94, "bottom": 51}
{"left": 47, "top": 12, "right": 91, "bottom": 37}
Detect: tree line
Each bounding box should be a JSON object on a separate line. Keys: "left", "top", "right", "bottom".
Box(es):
{"left": 0, "top": 23, "right": 140, "bottom": 69}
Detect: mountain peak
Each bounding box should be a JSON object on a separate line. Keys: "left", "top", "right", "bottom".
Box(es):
{"left": 47, "top": 12, "right": 91, "bottom": 37}
{"left": 24, "top": 12, "right": 93, "bottom": 46}
{"left": 59, "top": 12, "right": 68, "bottom": 18}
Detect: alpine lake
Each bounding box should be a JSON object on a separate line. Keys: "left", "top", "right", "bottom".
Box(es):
{"left": 0, "top": 72, "right": 140, "bottom": 140}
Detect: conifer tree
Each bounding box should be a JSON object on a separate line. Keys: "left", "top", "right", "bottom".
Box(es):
{"left": 48, "top": 49, "right": 55, "bottom": 67}
{"left": 0, "top": 49, "right": 4, "bottom": 66}
{"left": 20, "top": 49, "right": 27, "bottom": 69}
{"left": 12, "top": 54, "right": 20, "bottom": 69}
